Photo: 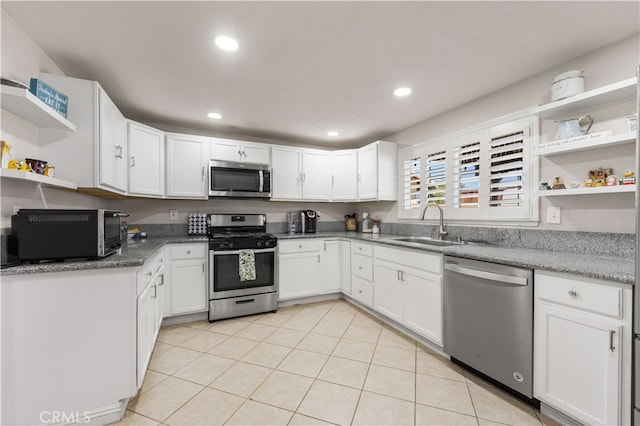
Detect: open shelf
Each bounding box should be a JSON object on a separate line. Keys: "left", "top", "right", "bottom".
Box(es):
{"left": 536, "top": 131, "right": 636, "bottom": 157}
{"left": 530, "top": 77, "right": 637, "bottom": 119}
{"left": 1, "top": 85, "right": 77, "bottom": 131}
{"left": 538, "top": 185, "right": 635, "bottom": 197}
{"left": 0, "top": 168, "right": 77, "bottom": 190}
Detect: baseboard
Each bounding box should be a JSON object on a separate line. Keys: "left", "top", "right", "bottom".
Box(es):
{"left": 277, "top": 293, "right": 342, "bottom": 308}
{"left": 161, "top": 311, "right": 208, "bottom": 326}
{"left": 540, "top": 402, "right": 585, "bottom": 426}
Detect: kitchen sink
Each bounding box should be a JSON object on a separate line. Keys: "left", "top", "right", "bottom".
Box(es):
{"left": 391, "top": 236, "right": 464, "bottom": 247}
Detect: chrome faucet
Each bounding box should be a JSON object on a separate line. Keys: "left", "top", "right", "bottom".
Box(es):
{"left": 419, "top": 203, "right": 448, "bottom": 240}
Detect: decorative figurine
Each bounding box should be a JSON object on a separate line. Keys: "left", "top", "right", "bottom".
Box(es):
{"left": 551, "top": 177, "right": 566, "bottom": 190}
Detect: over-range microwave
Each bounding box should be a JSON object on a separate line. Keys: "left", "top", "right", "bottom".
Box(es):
{"left": 11, "top": 209, "right": 127, "bottom": 262}
{"left": 209, "top": 160, "right": 272, "bottom": 198}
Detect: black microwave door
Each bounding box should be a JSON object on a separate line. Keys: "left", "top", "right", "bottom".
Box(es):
{"left": 211, "top": 167, "right": 261, "bottom": 192}
{"left": 103, "top": 212, "right": 122, "bottom": 249}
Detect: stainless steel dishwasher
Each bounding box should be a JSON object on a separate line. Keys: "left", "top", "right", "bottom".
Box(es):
{"left": 443, "top": 256, "right": 535, "bottom": 401}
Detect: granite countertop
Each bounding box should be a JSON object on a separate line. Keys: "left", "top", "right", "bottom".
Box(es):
{"left": 277, "top": 232, "right": 635, "bottom": 285}
{"left": 2, "top": 232, "right": 634, "bottom": 285}
{"left": 1, "top": 237, "right": 209, "bottom": 276}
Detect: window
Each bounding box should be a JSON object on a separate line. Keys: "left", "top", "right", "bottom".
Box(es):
{"left": 398, "top": 115, "right": 535, "bottom": 222}
{"left": 426, "top": 149, "right": 446, "bottom": 206}
{"left": 403, "top": 156, "right": 421, "bottom": 210}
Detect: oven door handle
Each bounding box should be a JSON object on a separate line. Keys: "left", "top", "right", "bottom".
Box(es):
{"left": 211, "top": 248, "right": 276, "bottom": 255}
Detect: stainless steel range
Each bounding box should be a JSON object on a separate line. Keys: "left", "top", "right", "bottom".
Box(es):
{"left": 207, "top": 213, "right": 278, "bottom": 321}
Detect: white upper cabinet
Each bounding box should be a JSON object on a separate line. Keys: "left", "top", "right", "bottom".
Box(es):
{"left": 301, "top": 149, "right": 332, "bottom": 201}
{"left": 358, "top": 140, "right": 397, "bottom": 201}
{"left": 165, "top": 133, "right": 210, "bottom": 199}
{"left": 271, "top": 141, "right": 396, "bottom": 202}
{"left": 98, "top": 91, "right": 127, "bottom": 192}
{"left": 271, "top": 146, "right": 302, "bottom": 199}
{"left": 38, "top": 73, "right": 128, "bottom": 194}
{"left": 271, "top": 146, "right": 331, "bottom": 200}
{"left": 127, "top": 121, "right": 165, "bottom": 197}
{"left": 331, "top": 149, "right": 358, "bottom": 201}
{"left": 210, "top": 137, "right": 270, "bottom": 164}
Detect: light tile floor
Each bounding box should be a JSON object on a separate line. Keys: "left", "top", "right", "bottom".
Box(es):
{"left": 114, "top": 299, "right": 559, "bottom": 426}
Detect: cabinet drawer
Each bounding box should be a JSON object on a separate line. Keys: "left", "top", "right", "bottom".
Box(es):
{"left": 137, "top": 249, "right": 165, "bottom": 294}
{"left": 278, "top": 239, "right": 322, "bottom": 254}
{"left": 170, "top": 243, "right": 206, "bottom": 260}
{"left": 351, "top": 276, "right": 373, "bottom": 307}
{"left": 536, "top": 272, "right": 622, "bottom": 318}
{"left": 352, "top": 253, "right": 373, "bottom": 281}
{"left": 351, "top": 242, "right": 373, "bottom": 257}
{"left": 375, "top": 245, "right": 442, "bottom": 274}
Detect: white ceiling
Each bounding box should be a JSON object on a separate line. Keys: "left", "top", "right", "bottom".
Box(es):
{"left": 2, "top": 1, "right": 639, "bottom": 147}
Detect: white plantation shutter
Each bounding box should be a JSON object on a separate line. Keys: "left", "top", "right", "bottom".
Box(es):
{"left": 452, "top": 136, "right": 481, "bottom": 209}
{"left": 489, "top": 130, "right": 525, "bottom": 207}
{"left": 403, "top": 156, "right": 421, "bottom": 210}
{"left": 426, "top": 149, "right": 447, "bottom": 206}
{"left": 397, "top": 114, "right": 535, "bottom": 221}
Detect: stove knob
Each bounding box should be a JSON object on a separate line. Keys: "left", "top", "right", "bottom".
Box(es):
{"left": 257, "top": 240, "right": 264, "bottom": 247}
{"left": 228, "top": 242, "right": 234, "bottom": 249}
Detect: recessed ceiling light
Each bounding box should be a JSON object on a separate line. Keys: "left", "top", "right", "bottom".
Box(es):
{"left": 327, "top": 131, "right": 339, "bottom": 137}
{"left": 215, "top": 36, "right": 238, "bottom": 51}
{"left": 393, "top": 87, "right": 412, "bottom": 97}
{"left": 207, "top": 112, "right": 222, "bottom": 119}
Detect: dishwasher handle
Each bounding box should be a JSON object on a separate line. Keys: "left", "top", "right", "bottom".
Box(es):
{"left": 444, "top": 263, "right": 528, "bottom": 286}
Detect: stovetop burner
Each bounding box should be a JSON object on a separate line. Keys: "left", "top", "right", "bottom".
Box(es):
{"left": 206, "top": 213, "right": 277, "bottom": 250}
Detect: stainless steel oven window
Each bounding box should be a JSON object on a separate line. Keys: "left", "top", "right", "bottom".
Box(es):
{"left": 210, "top": 248, "right": 276, "bottom": 298}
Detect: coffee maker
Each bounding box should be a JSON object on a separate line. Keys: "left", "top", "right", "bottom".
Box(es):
{"left": 300, "top": 210, "right": 318, "bottom": 234}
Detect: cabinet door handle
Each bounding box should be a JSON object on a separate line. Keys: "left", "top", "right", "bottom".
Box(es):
{"left": 317, "top": 255, "right": 320, "bottom": 263}
{"left": 609, "top": 330, "right": 616, "bottom": 352}
{"left": 159, "top": 274, "right": 164, "bottom": 286}
{"left": 202, "top": 263, "right": 205, "bottom": 273}
{"left": 238, "top": 150, "right": 242, "bottom": 157}
{"left": 324, "top": 242, "right": 327, "bottom": 251}
{"left": 201, "top": 166, "right": 205, "bottom": 180}
{"left": 568, "top": 290, "right": 577, "bottom": 297}
{"left": 152, "top": 285, "right": 157, "bottom": 299}
{"left": 397, "top": 270, "right": 401, "bottom": 280}
{"left": 130, "top": 156, "right": 136, "bottom": 167}
{"left": 146, "top": 271, "right": 153, "bottom": 277}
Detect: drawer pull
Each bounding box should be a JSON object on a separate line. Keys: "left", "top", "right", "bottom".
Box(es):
{"left": 359, "top": 247, "right": 363, "bottom": 251}
{"left": 358, "top": 290, "right": 363, "bottom": 294}
{"left": 299, "top": 245, "right": 303, "bottom": 249}
{"left": 568, "top": 290, "right": 577, "bottom": 297}
{"left": 609, "top": 330, "right": 616, "bottom": 352}
{"left": 358, "top": 266, "right": 363, "bottom": 270}
{"left": 146, "top": 271, "right": 153, "bottom": 277}
{"left": 187, "top": 250, "right": 191, "bottom": 255}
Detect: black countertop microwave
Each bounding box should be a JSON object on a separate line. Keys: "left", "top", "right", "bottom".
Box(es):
{"left": 11, "top": 209, "right": 126, "bottom": 262}
{"left": 209, "top": 160, "right": 271, "bottom": 198}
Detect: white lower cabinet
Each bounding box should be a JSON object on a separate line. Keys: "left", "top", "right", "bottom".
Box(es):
{"left": 136, "top": 248, "right": 164, "bottom": 389}
{"left": 166, "top": 243, "right": 208, "bottom": 316}
{"left": 350, "top": 242, "right": 374, "bottom": 307}
{"left": 320, "top": 240, "right": 350, "bottom": 294}
{"left": 278, "top": 240, "right": 322, "bottom": 300}
{"left": 1, "top": 268, "right": 138, "bottom": 425}
{"left": 373, "top": 246, "right": 443, "bottom": 345}
{"left": 534, "top": 271, "right": 632, "bottom": 426}
{"left": 278, "top": 239, "right": 351, "bottom": 300}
